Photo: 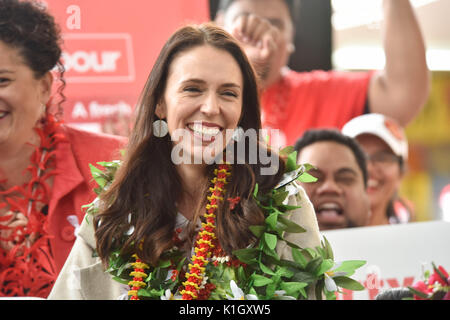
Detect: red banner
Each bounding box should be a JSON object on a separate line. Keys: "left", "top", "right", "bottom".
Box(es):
{"left": 42, "top": 0, "right": 210, "bottom": 135}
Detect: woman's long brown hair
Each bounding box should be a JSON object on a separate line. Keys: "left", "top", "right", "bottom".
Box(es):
{"left": 94, "top": 23, "right": 286, "bottom": 267}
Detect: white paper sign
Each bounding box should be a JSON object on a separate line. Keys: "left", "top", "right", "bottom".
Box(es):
{"left": 321, "top": 221, "right": 450, "bottom": 300}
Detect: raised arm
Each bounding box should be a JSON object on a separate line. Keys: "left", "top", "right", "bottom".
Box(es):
{"left": 368, "top": 0, "right": 430, "bottom": 125}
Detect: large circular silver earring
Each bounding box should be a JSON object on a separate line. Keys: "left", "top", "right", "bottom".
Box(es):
{"left": 153, "top": 119, "right": 169, "bottom": 138}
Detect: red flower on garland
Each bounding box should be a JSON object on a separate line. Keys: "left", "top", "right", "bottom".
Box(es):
{"left": 227, "top": 196, "right": 241, "bottom": 210}
{"left": 126, "top": 163, "right": 249, "bottom": 300}
{"left": 180, "top": 163, "right": 231, "bottom": 300}
{"left": 128, "top": 254, "right": 149, "bottom": 300}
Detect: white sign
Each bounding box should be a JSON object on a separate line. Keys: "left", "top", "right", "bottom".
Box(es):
{"left": 321, "top": 221, "right": 450, "bottom": 300}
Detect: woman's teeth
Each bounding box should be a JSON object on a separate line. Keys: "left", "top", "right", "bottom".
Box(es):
{"left": 368, "top": 179, "right": 379, "bottom": 188}
{"left": 189, "top": 123, "right": 221, "bottom": 136}
{"left": 317, "top": 202, "right": 342, "bottom": 215}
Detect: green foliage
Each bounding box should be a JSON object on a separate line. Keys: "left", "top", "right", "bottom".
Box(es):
{"left": 333, "top": 260, "right": 366, "bottom": 277}
{"left": 223, "top": 153, "right": 365, "bottom": 300}
{"left": 86, "top": 150, "right": 366, "bottom": 300}
{"left": 82, "top": 159, "right": 122, "bottom": 223}
{"left": 333, "top": 276, "right": 365, "bottom": 291}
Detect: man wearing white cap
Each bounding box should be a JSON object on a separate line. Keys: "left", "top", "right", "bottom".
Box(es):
{"left": 342, "top": 113, "right": 413, "bottom": 225}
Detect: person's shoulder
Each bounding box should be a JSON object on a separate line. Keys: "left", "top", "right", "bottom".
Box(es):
{"left": 77, "top": 210, "right": 97, "bottom": 250}
{"left": 285, "top": 181, "right": 309, "bottom": 204}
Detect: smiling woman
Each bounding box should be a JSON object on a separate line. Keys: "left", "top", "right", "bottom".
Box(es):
{"left": 159, "top": 45, "right": 243, "bottom": 165}
{"left": 0, "top": 0, "right": 126, "bottom": 298}
{"left": 96, "top": 22, "right": 281, "bottom": 268}
{"left": 46, "top": 23, "right": 343, "bottom": 301}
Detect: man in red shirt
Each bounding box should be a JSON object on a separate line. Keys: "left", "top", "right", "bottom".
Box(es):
{"left": 215, "top": 0, "right": 430, "bottom": 147}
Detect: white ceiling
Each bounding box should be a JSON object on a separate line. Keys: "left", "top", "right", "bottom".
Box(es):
{"left": 332, "top": 0, "right": 450, "bottom": 70}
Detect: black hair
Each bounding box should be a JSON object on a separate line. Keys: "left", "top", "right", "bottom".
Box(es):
{"left": 294, "top": 129, "right": 369, "bottom": 187}
{"left": 0, "top": 0, "right": 66, "bottom": 118}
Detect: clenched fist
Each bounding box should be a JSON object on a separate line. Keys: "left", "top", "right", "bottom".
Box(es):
{"left": 217, "top": 0, "right": 295, "bottom": 89}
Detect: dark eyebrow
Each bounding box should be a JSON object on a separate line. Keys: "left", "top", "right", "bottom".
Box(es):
{"left": 0, "top": 69, "right": 14, "bottom": 74}
{"left": 181, "top": 79, "right": 205, "bottom": 85}
{"left": 335, "top": 168, "right": 358, "bottom": 176}
{"left": 221, "top": 83, "right": 241, "bottom": 89}
{"left": 180, "top": 79, "right": 241, "bottom": 89}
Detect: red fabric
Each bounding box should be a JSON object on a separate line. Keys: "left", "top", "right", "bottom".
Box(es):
{"left": 0, "top": 124, "right": 126, "bottom": 298}
{"left": 261, "top": 69, "right": 373, "bottom": 147}
{"left": 0, "top": 116, "right": 65, "bottom": 297}
{"left": 47, "top": 125, "right": 126, "bottom": 274}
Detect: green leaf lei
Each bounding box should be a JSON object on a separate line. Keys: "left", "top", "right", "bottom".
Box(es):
{"left": 83, "top": 148, "right": 366, "bottom": 300}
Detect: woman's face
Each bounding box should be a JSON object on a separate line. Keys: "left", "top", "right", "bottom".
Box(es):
{"left": 356, "top": 134, "right": 403, "bottom": 210}
{"left": 160, "top": 44, "right": 243, "bottom": 164}
{"left": 0, "top": 41, "right": 52, "bottom": 148}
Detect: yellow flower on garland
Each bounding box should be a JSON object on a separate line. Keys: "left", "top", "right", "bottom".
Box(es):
{"left": 180, "top": 163, "right": 231, "bottom": 300}
{"left": 128, "top": 254, "right": 149, "bottom": 300}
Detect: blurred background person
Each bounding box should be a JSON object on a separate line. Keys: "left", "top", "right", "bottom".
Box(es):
{"left": 294, "top": 129, "right": 370, "bottom": 230}
{"left": 342, "top": 113, "right": 414, "bottom": 226}
{"left": 215, "top": 0, "right": 430, "bottom": 147}
{"left": 0, "top": 0, "right": 125, "bottom": 298}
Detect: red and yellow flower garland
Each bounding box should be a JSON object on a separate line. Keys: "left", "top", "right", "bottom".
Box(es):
{"left": 127, "top": 163, "right": 231, "bottom": 300}
{"left": 128, "top": 254, "right": 149, "bottom": 300}
{"left": 180, "top": 164, "right": 230, "bottom": 300}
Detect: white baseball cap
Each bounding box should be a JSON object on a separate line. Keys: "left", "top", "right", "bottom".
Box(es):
{"left": 342, "top": 113, "right": 408, "bottom": 160}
